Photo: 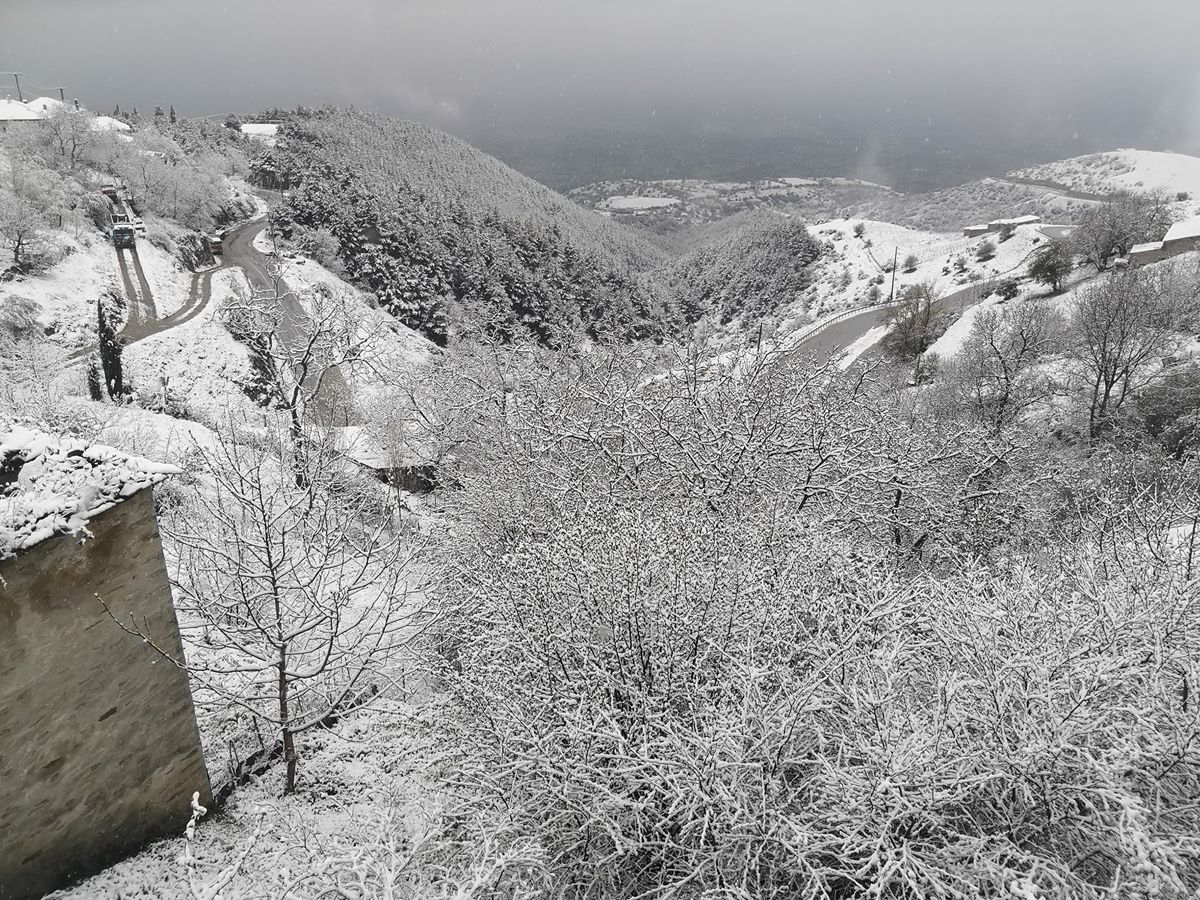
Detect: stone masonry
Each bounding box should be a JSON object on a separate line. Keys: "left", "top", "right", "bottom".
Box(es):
{"left": 0, "top": 488, "right": 211, "bottom": 900}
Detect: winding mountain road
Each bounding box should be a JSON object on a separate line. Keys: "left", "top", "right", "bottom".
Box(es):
{"left": 221, "top": 218, "right": 352, "bottom": 425}
{"left": 72, "top": 216, "right": 350, "bottom": 425}
{"left": 793, "top": 279, "right": 993, "bottom": 362}
{"left": 995, "top": 175, "right": 1110, "bottom": 204}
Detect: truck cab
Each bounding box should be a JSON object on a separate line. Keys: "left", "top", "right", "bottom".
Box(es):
{"left": 112, "top": 224, "right": 136, "bottom": 249}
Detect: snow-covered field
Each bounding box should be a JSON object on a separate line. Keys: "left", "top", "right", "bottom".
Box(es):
{"left": 796, "top": 217, "right": 1048, "bottom": 323}
{"left": 598, "top": 195, "right": 680, "bottom": 211}
{"left": 1013, "top": 149, "right": 1200, "bottom": 201}
{"left": 277, "top": 254, "right": 436, "bottom": 401}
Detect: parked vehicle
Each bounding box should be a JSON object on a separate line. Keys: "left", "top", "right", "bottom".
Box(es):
{"left": 112, "top": 224, "right": 137, "bottom": 249}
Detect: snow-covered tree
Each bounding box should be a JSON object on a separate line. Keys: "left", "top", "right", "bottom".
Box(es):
{"left": 110, "top": 427, "right": 420, "bottom": 795}
{"left": 1069, "top": 266, "right": 1187, "bottom": 440}
{"left": 942, "top": 301, "right": 1062, "bottom": 431}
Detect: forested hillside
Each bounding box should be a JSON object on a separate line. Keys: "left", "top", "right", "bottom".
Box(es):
{"left": 253, "top": 109, "right": 835, "bottom": 345}
{"left": 665, "top": 213, "right": 824, "bottom": 324}
{"left": 255, "top": 109, "right": 674, "bottom": 344}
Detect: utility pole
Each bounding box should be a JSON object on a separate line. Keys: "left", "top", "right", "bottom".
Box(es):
{"left": 56, "top": 86, "right": 66, "bottom": 103}
{"left": 5, "top": 72, "right": 24, "bottom": 102}
{"left": 888, "top": 247, "right": 898, "bottom": 304}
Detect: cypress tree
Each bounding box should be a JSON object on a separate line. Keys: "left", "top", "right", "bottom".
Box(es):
{"left": 97, "top": 291, "right": 125, "bottom": 399}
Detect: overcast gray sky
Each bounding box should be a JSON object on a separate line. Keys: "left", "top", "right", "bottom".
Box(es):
{"left": 3, "top": 0, "right": 1199, "bottom": 187}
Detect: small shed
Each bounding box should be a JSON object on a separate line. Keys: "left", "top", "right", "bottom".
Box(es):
{"left": 986, "top": 214, "right": 1041, "bottom": 232}
{"left": 1129, "top": 240, "right": 1167, "bottom": 265}
{"left": 331, "top": 425, "right": 441, "bottom": 494}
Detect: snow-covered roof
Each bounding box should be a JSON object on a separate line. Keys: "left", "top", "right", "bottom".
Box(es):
{"left": 988, "top": 214, "right": 1041, "bottom": 227}
{"left": 332, "top": 425, "right": 432, "bottom": 470}
{"left": 0, "top": 98, "right": 41, "bottom": 121}
{"left": 0, "top": 426, "right": 180, "bottom": 562}
{"left": 1130, "top": 241, "right": 1165, "bottom": 254}
{"left": 1164, "top": 217, "right": 1200, "bottom": 244}
{"left": 91, "top": 114, "right": 131, "bottom": 133}
{"left": 25, "top": 96, "right": 64, "bottom": 115}
{"left": 240, "top": 123, "right": 279, "bottom": 136}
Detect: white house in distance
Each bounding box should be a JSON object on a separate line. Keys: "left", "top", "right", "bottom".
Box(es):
{"left": 1130, "top": 216, "right": 1200, "bottom": 265}
{"left": 0, "top": 96, "right": 42, "bottom": 134}
{"left": 240, "top": 122, "right": 280, "bottom": 145}
{"left": 1, "top": 96, "right": 132, "bottom": 136}
{"left": 962, "top": 214, "right": 1041, "bottom": 238}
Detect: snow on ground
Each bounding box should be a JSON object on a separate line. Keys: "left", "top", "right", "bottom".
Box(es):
{"left": 252, "top": 226, "right": 277, "bottom": 254}
{"left": 926, "top": 295, "right": 1003, "bottom": 359}
{"left": 53, "top": 696, "right": 433, "bottom": 900}
{"left": 123, "top": 269, "right": 255, "bottom": 420}
{"left": 278, "top": 255, "right": 437, "bottom": 394}
{"left": 1013, "top": 150, "right": 1200, "bottom": 201}
{"left": 229, "top": 178, "right": 269, "bottom": 218}
{"left": 1, "top": 228, "right": 194, "bottom": 347}
{"left": 599, "top": 195, "right": 681, "bottom": 211}
{"left": 134, "top": 237, "right": 194, "bottom": 317}
{"left": 2, "top": 232, "right": 119, "bottom": 350}
{"left": 90, "top": 404, "right": 220, "bottom": 465}
{"left": 781, "top": 217, "right": 1048, "bottom": 332}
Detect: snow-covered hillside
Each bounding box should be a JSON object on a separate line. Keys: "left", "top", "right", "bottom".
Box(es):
{"left": 3, "top": 233, "right": 192, "bottom": 349}
{"left": 1012, "top": 150, "right": 1200, "bottom": 200}
{"left": 798, "top": 217, "right": 1048, "bottom": 321}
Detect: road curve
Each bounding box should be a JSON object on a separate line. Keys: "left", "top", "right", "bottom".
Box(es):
{"left": 792, "top": 280, "right": 995, "bottom": 363}
{"left": 995, "top": 175, "right": 1110, "bottom": 204}
{"left": 221, "top": 218, "right": 352, "bottom": 426}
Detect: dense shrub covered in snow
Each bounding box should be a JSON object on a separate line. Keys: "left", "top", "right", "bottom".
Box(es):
{"left": 419, "top": 349, "right": 1200, "bottom": 900}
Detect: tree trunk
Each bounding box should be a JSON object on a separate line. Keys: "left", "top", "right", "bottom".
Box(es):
{"left": 278, "top": 655, "right": 297, "bottom": 794}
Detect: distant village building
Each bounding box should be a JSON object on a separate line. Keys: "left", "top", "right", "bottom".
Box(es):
{"left": 0, "top": 427, "right": 210, "bottom": 900}
{"left": 1130, "top": 216, "right": 1200, "bottom": 265}
{"left": 0, "top": 96, "right": 131, "bottom": 136}
{"left": 0, "top": 97, "right": 42, "bottom": 134}
{"left": 962, "top": 214, "right": 1041, "bottom": 238}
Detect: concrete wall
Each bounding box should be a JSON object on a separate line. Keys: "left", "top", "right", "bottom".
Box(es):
{"left": 0, "top": 489, "right": 210, "bottom": 900}
{"left": 1131, "top": 246, "right": 1171, "bottom": 266}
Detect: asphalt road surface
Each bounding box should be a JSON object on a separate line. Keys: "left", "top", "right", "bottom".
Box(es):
{"left": 793, "top": 280, "right": 995, "bottom": 363}
{"left": 221, "top": 218, "right": 352, "bottom": 426}
{"left": 997, "top": 175, "right": 1109, "bottom": 204}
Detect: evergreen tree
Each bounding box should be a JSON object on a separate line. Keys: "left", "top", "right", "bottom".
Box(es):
{"left": 97, "top": 290, "right": 125, "bottom": 399}
{"left": 85, "top": 354, "right": 104, "bottom": 401}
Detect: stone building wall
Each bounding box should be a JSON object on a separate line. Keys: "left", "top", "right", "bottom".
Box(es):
{"left": 0, "top": 488, "right": 210, "bottom": 900}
